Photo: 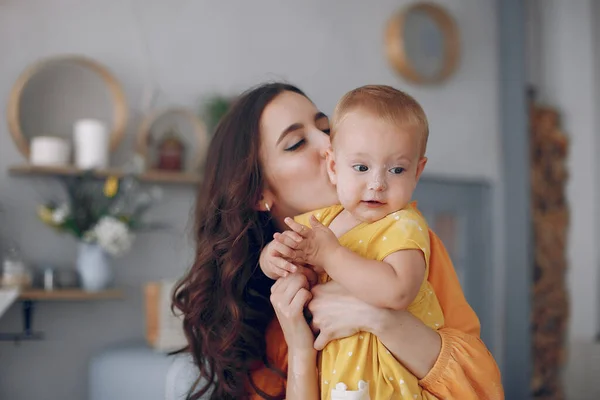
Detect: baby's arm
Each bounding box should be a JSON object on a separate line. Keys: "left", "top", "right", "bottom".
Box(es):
{"left": 284, "top": 216, "right": 425, "bottom": 310}
{"left": 322, "top": 246, "right": 425, "bottom": 310}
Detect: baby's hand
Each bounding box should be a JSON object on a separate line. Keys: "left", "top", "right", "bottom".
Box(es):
{"left": 259, "top": 233, "right": 302, "bottom": 280}
{"left": 273, "top": 230, "right": 324, "bottom": 274}
{"left": 284, "top": 215, "right": 340, "bottom": 268}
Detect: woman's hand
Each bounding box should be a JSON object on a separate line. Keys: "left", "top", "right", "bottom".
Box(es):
{"left": 270, "top": 270, "right": 320, "bottom": 400}
{"left": 308, "top": 280, "right": 380, "bottom": 350}
{"left": 270, "top": 271, "right": 316, "bottom": 351}
{"left": 259, "top": 236, "right": 302, "bottom": 280}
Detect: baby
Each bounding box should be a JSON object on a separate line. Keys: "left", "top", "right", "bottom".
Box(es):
{"left": 261, "top": 85, "right": 444, "bottom": 400}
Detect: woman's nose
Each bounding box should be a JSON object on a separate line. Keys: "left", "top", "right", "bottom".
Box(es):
{"left": 319, "top": 145, "right": 328, "bottom": 159}
{"left": 317, "top": 137, "right": 330, "bottom": 158}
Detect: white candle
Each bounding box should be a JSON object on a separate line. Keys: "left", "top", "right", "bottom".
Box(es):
{"left": 73, "top": 119, "right": 109, "bottom": 169}
{"left": 30, "top": 136, "right": 71, "bottom": 166}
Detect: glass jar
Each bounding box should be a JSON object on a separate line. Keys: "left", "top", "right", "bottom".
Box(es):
{"left": 1, "top": 241, "right": 32, "bottom": 289}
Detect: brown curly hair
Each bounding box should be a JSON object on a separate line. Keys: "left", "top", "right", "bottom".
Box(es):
{"left": 172, "top": 83, "right": 308, "bottom": 399}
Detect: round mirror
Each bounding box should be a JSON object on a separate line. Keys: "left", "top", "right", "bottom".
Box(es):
{"left": 385, "top": 3, "right": 460, "bottom": 84}
{"left": 7, "top": 55, "right": 128, "bottom": 159}
{"left": 136, "top": 108, "right": 209, "bottom": 173}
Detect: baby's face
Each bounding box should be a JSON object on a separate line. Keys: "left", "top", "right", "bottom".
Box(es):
{"left": 327, "top": 110, "right": 427, "bottom": 223}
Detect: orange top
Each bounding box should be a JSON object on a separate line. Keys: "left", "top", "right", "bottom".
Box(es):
{"left": 249, "top": 230, "right": 504, "bottom": 400}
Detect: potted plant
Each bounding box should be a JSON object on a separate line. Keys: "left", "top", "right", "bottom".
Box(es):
{"left": 37, "top": 172, "right": 164, "bottom": 291}
{"left": 201, "top": 94, "right": 232, "bottom": 136}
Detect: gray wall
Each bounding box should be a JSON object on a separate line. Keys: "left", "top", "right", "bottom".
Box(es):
{"left": 0, "top": 1, "right": 502, "bottom": 399}
{"left": 527, "top": 1, "right": 600, "bottom": 397}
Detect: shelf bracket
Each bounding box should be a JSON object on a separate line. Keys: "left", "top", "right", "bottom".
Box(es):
{"left": 0, "top": 300, "right": 44, "bottom": 343}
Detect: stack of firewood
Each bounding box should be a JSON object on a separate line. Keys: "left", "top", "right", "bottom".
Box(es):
{"left": 529, "top": 101, "right": 569, "bottom": 400}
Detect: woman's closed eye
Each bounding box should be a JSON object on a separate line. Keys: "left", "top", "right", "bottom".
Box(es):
{"left": 284, "top": 139, "right": 305, "bottom": 152}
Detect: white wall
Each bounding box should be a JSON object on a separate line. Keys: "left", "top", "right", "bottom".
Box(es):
{"left": 0, "top": 1, "right": 501, "bottom": 398}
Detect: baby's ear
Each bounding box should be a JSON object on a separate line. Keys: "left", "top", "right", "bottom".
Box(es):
{"left": 415, "top": 157, "right": 428, "bottom": 183}
{"left": 326, "top": 148, "right": 337, "bottom": 185}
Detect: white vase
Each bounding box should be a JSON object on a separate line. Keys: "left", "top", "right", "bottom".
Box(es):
{"left": 76, "top": 242, "right": 114, "bottom": 291}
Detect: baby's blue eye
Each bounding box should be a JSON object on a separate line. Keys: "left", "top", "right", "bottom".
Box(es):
{"left": 389, "top": 167, "right": 405, "bottom": 174}
{"left": 353, "top": 165, "right": 368, "bottom": 172}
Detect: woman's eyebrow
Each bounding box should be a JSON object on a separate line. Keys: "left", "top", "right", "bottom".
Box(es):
{"left": 314, "top": 112, "right": 328, "bottom": 121}
{"left": 276, "top": 123, "right": 303, "bottom": 145}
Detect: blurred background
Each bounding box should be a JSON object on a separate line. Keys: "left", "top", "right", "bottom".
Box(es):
{"left": 0, "top": 0, "right": 595, "bottom": 399}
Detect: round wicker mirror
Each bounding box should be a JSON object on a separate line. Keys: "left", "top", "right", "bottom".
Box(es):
{"left": 6, "top": 55, "right": 128, "bottom": 159}
{"left": 385, "top": 3, "right": 460, "bottom": 85}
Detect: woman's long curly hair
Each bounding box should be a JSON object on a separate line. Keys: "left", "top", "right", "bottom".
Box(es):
{"left": 173, "top": 83, "right": 308, "bottom": 399}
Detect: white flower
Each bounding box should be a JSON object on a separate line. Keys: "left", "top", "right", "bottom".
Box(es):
{"left": 51, "top": 204, "right": 70, "bottom": 224}
{"left": 92, "top": 216, "right": 135, "bottom": 257}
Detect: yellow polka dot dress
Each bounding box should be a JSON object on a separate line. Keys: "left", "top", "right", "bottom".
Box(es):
{"left": 295, "top": 203, "right": 445, "bottom": 400}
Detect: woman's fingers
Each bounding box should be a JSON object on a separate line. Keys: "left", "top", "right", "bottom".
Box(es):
{"left": 306, "top": 280, "right": 364, "bottom": 350}
{"left": 272, "top": 275, "right": 318, "bottom": 351}
{"left": 313, "top": 332, "right": 330, "bottom": 351}
{"left": 283, "top": 273, "right": 309, "bottom": 301}
{"left": 296, "top": 265, "right": 318, "bottom": 287}
{"left": 271, "top": 276, "right": 283, "bottom": 293}
{"left": 309, "top": 321, "right": 319, "bottom": 335}
{"left": 271, "top": 273, "right": 309, "bottom": 306}
{"left": 290, "top": 288, "right": 312, "bottom": 315}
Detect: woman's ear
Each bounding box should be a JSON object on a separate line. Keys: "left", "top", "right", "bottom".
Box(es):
{"left": 326, "top": 148, "right": 337, "bottom": 185}
{"left": 256, "top": 190, "right": 275, "bottom": 212}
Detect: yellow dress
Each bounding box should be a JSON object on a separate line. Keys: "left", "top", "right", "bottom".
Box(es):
{"left": 295, "top": 203, "right": 445, "bottom": 400}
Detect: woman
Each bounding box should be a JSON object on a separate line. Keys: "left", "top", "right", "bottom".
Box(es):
{"left": 173, "top": 83, "right": 503, "bottom": 399}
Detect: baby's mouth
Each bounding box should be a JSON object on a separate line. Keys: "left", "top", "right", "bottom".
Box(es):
{"left": 362, "top": 200, "right": 385, "bottom": 207}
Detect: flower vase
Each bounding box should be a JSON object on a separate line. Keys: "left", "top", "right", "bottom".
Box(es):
{"left": 76, "top": 242, "right": 114, "bottom": 291}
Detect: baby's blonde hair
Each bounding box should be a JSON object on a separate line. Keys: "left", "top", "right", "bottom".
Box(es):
{"left": 331, "top": 85, "right": 429, "bottom": 157}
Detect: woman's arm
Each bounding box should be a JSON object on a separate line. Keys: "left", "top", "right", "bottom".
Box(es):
{"left": 286, "top": 350, "right": 318, "bottom": 400}
{"left": 308, "top": 229, "right": 504, "bottom": 399}
{"left": 269, "top": 271, "right": 319, "bottom": 400}
{"left": 308, "top": 281, "right": 440, "bottom": 378}
{"left": 309, "top": 282, "right": 503, "bottom": 399}
{"left": 283, "top": 216, "right": 425, "bottom": 310}
{"left": 417, "top": 230, "right": 504, "bottom": 398}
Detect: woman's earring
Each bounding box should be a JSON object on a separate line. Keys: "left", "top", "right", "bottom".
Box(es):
{"left": 265, "top": 203, "right": 271, "bottom": 212}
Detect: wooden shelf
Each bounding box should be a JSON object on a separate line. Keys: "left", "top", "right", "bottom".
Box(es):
{"left": 18, "top": 289, "right": 123, "bottom": 301}
{"left": 8, "top": 164, "right": 201, "bottom": 185}
{"left": 0, "top": 288, "right": 124, "bottom": 341}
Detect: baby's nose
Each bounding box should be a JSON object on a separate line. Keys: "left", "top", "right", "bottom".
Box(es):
{"left": 368, "top": 175, "right": 387, "bottom": 191}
